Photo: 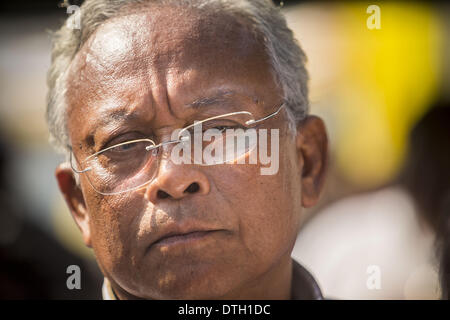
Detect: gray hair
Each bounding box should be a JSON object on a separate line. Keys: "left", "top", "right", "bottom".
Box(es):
{"left": 46, "top": 0, "right": 309, "bottom": 158}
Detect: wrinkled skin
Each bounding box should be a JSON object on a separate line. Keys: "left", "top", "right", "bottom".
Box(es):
{"left": 56, "top": 4, "right": 328, "bottom": 299}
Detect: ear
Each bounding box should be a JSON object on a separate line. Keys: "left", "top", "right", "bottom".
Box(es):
{"left": 55, "top": 163, "right": 92, "bottom": 247}
{"left": 296, "top": 116, "right": 328, "bottom": 208}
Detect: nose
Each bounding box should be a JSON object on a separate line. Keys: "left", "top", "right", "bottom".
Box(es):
{"left": 145, "top": 158, "right": 211, "bottom": 202}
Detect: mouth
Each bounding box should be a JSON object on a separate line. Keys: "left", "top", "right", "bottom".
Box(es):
{"left": 151, "top": 229, "right": 226, "bottom": 249}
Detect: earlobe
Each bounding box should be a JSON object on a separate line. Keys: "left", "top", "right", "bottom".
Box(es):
{"left": 55, "top": 163, "right": 92, "bottom": 247}
{"left": 296, "top": 116, "right": 328, "bottom": 208}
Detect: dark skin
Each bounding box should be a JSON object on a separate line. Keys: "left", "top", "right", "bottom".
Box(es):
{"left": 56, "top": 5, "right": 328, "bottom": 300}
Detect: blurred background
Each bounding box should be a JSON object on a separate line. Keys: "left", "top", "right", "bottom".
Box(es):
{"left": 0, "top": 0, "right": 449, "bottom": 299}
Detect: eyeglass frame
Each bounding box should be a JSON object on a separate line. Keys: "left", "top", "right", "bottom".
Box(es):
{"left": 68, "top": 101, "right": 286, "bottom": 193}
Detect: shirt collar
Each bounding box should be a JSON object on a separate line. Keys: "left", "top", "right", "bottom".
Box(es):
{"left": 290, "top": 258, "right": 323, "bottom": 300}
{"left": 102, "top": 277, "right": 117, "bottom": 300}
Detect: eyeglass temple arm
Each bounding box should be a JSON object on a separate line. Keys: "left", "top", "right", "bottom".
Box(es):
{"left": 68, "top": 147, "right": 92, "bottom": 173}
{"left": 245, "top": 103, "right": 285, "bottom": 126}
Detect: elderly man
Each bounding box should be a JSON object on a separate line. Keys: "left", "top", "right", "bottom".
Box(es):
{"left": 47, "top": 0, "right": 328, "bottom": 300}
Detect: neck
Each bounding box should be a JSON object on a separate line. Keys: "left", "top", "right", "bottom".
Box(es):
{"left": 109, "top": 256, "right": 293, "bottom": 300}
{"left": 218, "top": 255, "right": 293, "bottom": 300}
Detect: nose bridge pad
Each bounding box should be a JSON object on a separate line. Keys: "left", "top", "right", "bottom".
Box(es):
{"left": 149, "top": 147, "right": 159, "bottom": 157}
{"left": 158, "top": 141, "right": 179, "bottom": 167}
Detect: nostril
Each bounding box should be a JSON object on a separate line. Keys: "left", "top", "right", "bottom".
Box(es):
{"left": 157, "top": 190, "right": 170, "bottom": 199}
{"left": 184, "top": 182, "right": 200, "bottom": 194}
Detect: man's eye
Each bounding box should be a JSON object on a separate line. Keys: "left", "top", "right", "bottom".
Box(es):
{"left": 113, "top": 143, "right": 138, "bottom": 152}
{"left": 212, "top": 125, "right": 238, "bottom": 132}
{"left": 101, "top": 132, "right": 147, "bottom": 150}
{"left": 202, "top": 121, "right": 244, "bottom": 132}
{"left": 101, "top": 141, "right": 145, "bottom": 159}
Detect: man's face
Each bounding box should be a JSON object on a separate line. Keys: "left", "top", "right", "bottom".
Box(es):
{"left": 57, "top": 5, "right": 327, "bottom": 299}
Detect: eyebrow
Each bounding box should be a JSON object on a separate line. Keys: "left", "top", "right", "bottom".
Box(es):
{"left": 94, "top": 90, "right": 240, "bottom": 125}
{"left": 186, "top": 90, "right": 240, "bottom": 109}
{"left": 94, "top": 108, "right": 141, "bottom": 128}
{"left": 82, "top": 108, "right": 142, "bottom": 147}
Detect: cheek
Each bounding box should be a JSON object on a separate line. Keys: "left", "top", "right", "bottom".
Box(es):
{"left": 85, "top": 189, "right": 145, "bottom": 276}
{"left": 209, "top": 137, "right": 301, "bottom": 263}
{"left": 242, "top": 173, "right": 300, "bottom": 262}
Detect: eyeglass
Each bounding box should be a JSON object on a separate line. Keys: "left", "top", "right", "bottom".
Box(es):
{"left": 70, "top": 102, "right": 285, "bottom": 195}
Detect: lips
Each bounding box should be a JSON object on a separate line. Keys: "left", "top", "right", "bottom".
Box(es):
{"left": 147, "top": 223, "right": 227, "bottom": 250}
{"left": 153, "top": 230, "right": 219, "bottom": 246}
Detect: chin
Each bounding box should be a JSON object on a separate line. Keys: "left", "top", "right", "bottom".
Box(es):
{"left": 135, "top": 264, "right": 235, "bottom": 300}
